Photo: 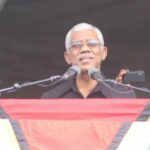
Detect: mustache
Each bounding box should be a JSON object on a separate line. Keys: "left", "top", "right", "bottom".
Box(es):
{"left": 78, "top": 53, "right": 94, "bottom": 60}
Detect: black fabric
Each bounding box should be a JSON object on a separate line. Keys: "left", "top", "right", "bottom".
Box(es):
{"left": 137, "top": 102, "right": 150, "bottom": 121}
{"left": 108, "top": 122, "right": 131, "bottom": 150}
{"left": 0, "top": 107, "right": 29, "bottom": 149}
{"left": 0, "top": 106, "right": 10, "bottom": 119}
{"left": 41, "top": 79, "right": 136, "bottom": 99}
{"left": 10, "top": 120, "right": 29, "bottom": 150}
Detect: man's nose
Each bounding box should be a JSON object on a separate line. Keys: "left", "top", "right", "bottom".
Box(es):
{"left": 80, "top": 42, "right": 91, "bottom": 52}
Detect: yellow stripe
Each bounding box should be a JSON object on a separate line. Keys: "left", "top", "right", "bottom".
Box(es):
{"left": 0, "top": 119, "right": 21, "bottom": 150}
{"left": 147, "top": 117, "right": 150, "bottom": 121}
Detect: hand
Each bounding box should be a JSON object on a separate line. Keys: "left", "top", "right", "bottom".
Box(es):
{"left": 116, "top": 69, "right": 129, "bottom": 83}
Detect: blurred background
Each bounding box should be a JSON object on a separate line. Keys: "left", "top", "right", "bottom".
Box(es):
{"left": 0, "top": 0, "right": 150, "bottom": 98}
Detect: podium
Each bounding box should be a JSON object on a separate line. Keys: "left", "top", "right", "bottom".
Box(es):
{"left": 0, "top": 99, "right": 150, "bottom": 150}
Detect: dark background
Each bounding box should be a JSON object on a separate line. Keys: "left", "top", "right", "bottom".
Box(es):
{"left": 0, "top": 0, "right": 150, "bottom": 98}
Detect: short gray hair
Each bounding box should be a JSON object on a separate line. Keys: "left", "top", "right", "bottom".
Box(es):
{"left": 65, "top": 23, "right": 104, "bottom": 50}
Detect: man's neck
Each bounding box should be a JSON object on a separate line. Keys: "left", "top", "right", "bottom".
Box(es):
{"left": 76, "top": 73, "right": 97, "bottom": 98}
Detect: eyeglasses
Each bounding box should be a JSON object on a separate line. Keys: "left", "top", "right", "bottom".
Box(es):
{"left": 69, "top": 39, "right": 102, "bottom": 50}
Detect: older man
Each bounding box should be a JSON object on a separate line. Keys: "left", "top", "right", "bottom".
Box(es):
{"left": 42, "top": 23, "right": 136, "bottom": 98}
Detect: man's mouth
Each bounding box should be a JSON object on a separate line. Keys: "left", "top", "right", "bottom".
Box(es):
{"left": 79, "top": 55, "right": 94, "bottom": 62}
{"left": 79, "top": 58, "right": 93, "bottom": 63}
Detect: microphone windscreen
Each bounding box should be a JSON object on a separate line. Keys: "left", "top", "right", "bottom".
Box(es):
{"left": 88, "top": 68, "right": 98, "bottom": 78}
{"left": 62, "top": 66, "right": 81, "bottom": 80}
{"left": 69, "top": 66, "right": 81, "bottom": 75}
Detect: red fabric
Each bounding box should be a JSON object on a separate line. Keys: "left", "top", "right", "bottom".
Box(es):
{"left": 0, "top": 99, "right": 149, "bottom": 121}
{"left": 0, "top": 99, "right": 149, "bottom": 150}
{"left": 19, "top": 119, "right": 122, "bottom": 150}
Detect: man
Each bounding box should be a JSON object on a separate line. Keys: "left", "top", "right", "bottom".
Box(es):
{"left": 42, "top": 23, "right": 136, "bottom": 98}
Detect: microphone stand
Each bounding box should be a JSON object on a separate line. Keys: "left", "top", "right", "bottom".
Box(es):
{"left": 0, "top": 66, "right": 80, "bottom": 95}
{"left": 0, "top": 75, "right": 61, "bottom": 95}
{"left": 103, "top": 79, "right": 150, "bottom": 94}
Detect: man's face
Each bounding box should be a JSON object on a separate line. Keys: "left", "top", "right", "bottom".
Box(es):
{"left": 64, "top": 29, "right": 107, "bottom": 72}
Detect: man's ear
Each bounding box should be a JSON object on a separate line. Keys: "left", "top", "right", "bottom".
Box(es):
{"left": 102, "top": 46, "right": 108, "bottom": 61}
{"left": 64, "top": 51, "right": 71, "bottom": 65}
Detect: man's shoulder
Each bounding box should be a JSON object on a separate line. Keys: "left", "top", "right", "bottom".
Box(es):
{"left": 100, "top": 81, "right": 136, "bottom": 98}
{"left": 41, "top": 79, "right": 73, "bottom": 99}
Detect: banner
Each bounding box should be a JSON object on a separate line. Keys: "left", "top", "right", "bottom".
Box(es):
{"left": 0, "top": 99, "right": 150, "bottom": 150}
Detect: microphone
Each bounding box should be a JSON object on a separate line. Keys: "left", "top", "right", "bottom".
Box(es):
{"left": 61, "top": 66, "right": 81, "bottom": 80}
{"left": 88, "top": 68, "right": 103, "bottom": 82}
{"left": 88, "top": 68, "right": 150, "bottom": 95}
{"left": 0, "top": 67, "right": 81, "bottom": 95}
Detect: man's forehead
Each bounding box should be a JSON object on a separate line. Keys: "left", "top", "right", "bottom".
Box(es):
{"left": 70, "top": 29, "right": 98, "bottom": 41}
